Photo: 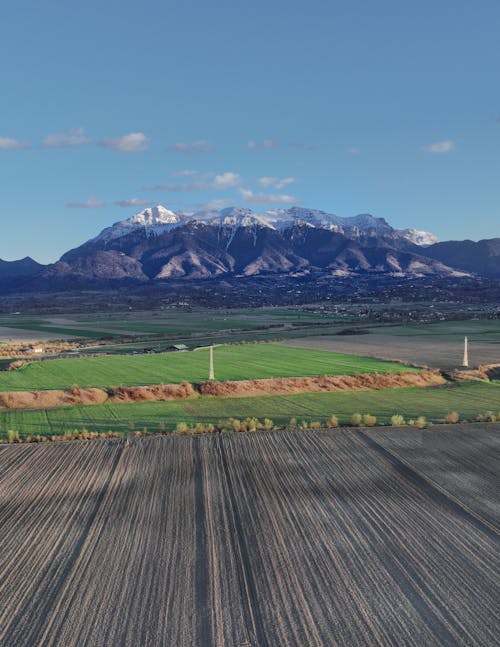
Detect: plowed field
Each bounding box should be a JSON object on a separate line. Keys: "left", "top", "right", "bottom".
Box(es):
{"left": 1, "top": 428, "right": 498, "bottom": 645}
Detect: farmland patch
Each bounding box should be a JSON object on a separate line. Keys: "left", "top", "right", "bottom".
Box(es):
{"left": 0, "top": 430, "right": 497, "bottom": 645}
{"left": 1, "top": 381, "right": 498, "bottom": 439}
{"left": 0, "top": 344, "right": 414, "bottom": 392}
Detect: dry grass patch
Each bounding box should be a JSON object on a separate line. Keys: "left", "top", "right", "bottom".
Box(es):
{"left": 0, "top": 387, "right": 107, "bottom": 410}
{"left": 198, "top": 369, "right": 444, "bottom": 398}
{"left": 106, "top": 381, "right": 197, "bottom": 403}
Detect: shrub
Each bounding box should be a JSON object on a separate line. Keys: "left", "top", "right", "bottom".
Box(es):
{"left": 390, "top": 414, "right": 405, "bottom": 426}
{"left": 309, "top": 421, "right": 322, "bottom": 429}
{"left": 362, "top": 414, "right": 377, "bottom": 427}
{"left": 289, "top": 418, "right": 297, "bottom": 429}
{"left": 299, "top": 420, "right": 309, "bottom": 430}
{"left": 351, "top": 413, "right": 362, "bottom": 427}
{"left": 176, "top": 422, "right": 189, "bottom": 433}
{"left": 7, "top": 429, "right": 20, "bottom": 443}
{"left": 416, "top": 416, "right": 427, "bottom": 429}
{"left": 228, "top": 418, "right": 242, "bottom": 432}
{"left": 263, "top": 418, "right": 274, "bottom": 431}
{"left": 476, "top": 411, "right": 496, "bottom": 422}
{"left": 245, "top": 417, "right": 260, "bottom": 432}
{"left": 326, "top": 415, "right": 339, "bottom": 428}
{"left": 444, "top": 411, "right": 460, "bottom": 424}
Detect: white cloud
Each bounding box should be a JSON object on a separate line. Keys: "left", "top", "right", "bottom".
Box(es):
{"left": 145, "top": 182, "right": 205, "bottom": 192}
{"left": 211, "top": 172, "right": 241, "bottom": 189}
{"left": 258, "top": 176, "right": 295, "bottom": 189}
{"left": 247, "top": 139, "right": 280, "bottom": 150}
{"left": 146, "top": 171, "right": 241, "bottom": 192}
{"left": 347, "top": 147, "right": 361, "bottom": 155}
{"left": 100, "top": 132, "right": 150, "bottom": 153}
{"left": 240, "top": 188, "right": 298, "bottom": 205}
{"left": 166, "top": 140, "right": 214, "bottom": 154}
{"left": 114, "top": 198, "right": 152, "bottom": 208}
{"left": 66, "top": 196, "right": 105, "bottom": 209}
{"left": 42, "top": 128, "right": 92, "bottom": 148}
{"left": 0, "top": 137, "right": 27, "bottom": 149}
{"left": 170, "top": 169, "right": 199, "bottom": 177}
{"left": 196, "top": 198, "right": 234, "bottom": 210}
{"left": 420, "top": 140, "right": 456, "bottom": 154}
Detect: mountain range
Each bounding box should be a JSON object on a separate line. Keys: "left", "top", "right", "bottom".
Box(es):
{"left": 1, "top": 205, "right": 499, "bottom": 290}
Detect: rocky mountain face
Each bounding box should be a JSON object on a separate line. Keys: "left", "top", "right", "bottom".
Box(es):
{"left": 37, "top": 206, "right": 462, "bottom": 284}
{"left": 1, "top": 206, "right": 499, "bottom": 291}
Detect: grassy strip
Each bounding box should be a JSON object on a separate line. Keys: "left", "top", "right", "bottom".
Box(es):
{"left": 1, "top": 381, "right": 498, "bottom": 440}
{"left": 0, "top": 345, "right": 414, "bottom": 392}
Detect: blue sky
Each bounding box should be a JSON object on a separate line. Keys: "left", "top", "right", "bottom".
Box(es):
{"left": 1, "top": 0, "right": 499, "bottom": 262}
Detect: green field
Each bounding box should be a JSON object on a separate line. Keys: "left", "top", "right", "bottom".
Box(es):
{"left": 1, "top": 381, "right": 498, "bottom": 438}
{"left": 0, "top": 344, "right": 413, "bottom": 392}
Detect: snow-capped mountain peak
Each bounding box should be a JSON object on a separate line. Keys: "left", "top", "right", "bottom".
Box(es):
{"left": 90, "top": 204, "right": 437, "bottom": 247}
{"left": 128, "top": 205, "right": 179, "bottom": 227}
{"left": 93, "top": 205, "right": 182, "bottom": 243}
{"left": 397, "top": 228, "right": 439, "bottom": 246}
{"left": 212, "top": 207, "right": 274, "bottom": 229}
{"left": 259, "top": 207, "right": 394, "bottom": 235}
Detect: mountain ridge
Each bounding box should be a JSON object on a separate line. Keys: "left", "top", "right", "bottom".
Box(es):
{"left": 1, "top": 205, "right": 499, "bottom": 291}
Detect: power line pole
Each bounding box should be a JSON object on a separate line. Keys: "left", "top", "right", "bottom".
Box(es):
{"left": 209, "top": 345, "right": 215, "bottom": 380}
{"left": 462, "top": 336, "right": 469, "bottom": 368}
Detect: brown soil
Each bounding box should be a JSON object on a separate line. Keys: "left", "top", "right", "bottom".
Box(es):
{"left": 198, "top": 369, "right": 444, "bottom": 398}
{"left": 0, "top": 430, "right": 497, "bottom": 645}
{"left": 0, "top": 370, "right": 444, "bottom": 411}
{"left": 106, "top": 381, "right": 197, "bottom": 402}
{"left": 451, "top": 363, "right": 500, "bottom": 382}
{"left": 0, "top": 387, "right": 107, "bottom": 410}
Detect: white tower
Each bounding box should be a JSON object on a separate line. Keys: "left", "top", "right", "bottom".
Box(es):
{"left": 462, "top": 336, "right": 469, "bottom": 368}
{"left": 209, "top": 345, "right": 215, "bottom": 381}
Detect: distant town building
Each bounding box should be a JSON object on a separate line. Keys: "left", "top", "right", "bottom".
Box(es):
{"left": 168, "top": 344, "right": 189, "bottom": 352}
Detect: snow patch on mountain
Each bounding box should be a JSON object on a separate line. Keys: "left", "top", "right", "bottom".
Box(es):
{"left": 260, "top": 207, "right": 395, "bottom": 237}
{"left": 91, "top": 204, "right": 437, "bottom": 247}
{"left": 398, "top": 228, "right": 439, "bottom": 246}
{"left": 93, "top": 205, "right": 182, "bottom": 243}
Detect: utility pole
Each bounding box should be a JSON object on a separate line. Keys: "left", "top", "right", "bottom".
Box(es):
{"left": 209, "top": 345, "right": 215, "bottom": 380}
{"left": 462, "top": 336, "right": 469, "bottom": 368}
